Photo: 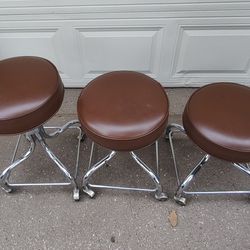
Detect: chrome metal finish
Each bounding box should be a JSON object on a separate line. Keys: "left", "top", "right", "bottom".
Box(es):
{"left": 74, "top": 129, "right": 83, "bottom": 179}
{"left": 155, "top": 140, "right": 159, "bottom": 177}
{"left": 175, "top": 154, "right": 210, "bottom": 197}
{"left": 166, "top": 123, "right": 185, "bottom": 138}
{"left": 0, "top": 121, "right": 82, "bottom": 201}
{"left": 8, "top": 182, "right": 71, "bottom": 186}
{"left": 82, "top": 151, "right": 116, "bottom": 197}
{"left": 174, "top": 196, "right": 187, "bottom": 206}
{"left": 73, "top": 188, "right": 80, "bottom": 200}
{"left": 166, "top": 123, "right": 250, "bottom": 206}
{"left": 184, "top": 190, "right": 250, "bottom": 195}
{"left": 0, "top": 136, "right": 35, "bottom": 193}
{"left": 40, "top": 120, "right": 80, "bottom": 138}
{"left": 174, "top": 154, "right": 210, "bottom": 204}
{"left": 130, "top": 151, "right": 167, "bottom": 200}
{"left": 82, "top": 143, "right": 168, "bottom": 201}
{"left": 10, "top": 135, "right": 22, "bottom": 164}
{"left": 233, "top": 163, "right": 250, "bottom": 176}
{"left": 39, "top": 137, "right": 78, "bottom": 191}
{"left": 83, "top": 186, "right": 95, "bottom": 198}
{"left": 88, "top": 141, "right": 95, "bottom": 170}
{"left": 167, "top": 123, "right": 184, "bottom": 186}
{"left": 88, "top": 183, "right": 157, "bottom": 192}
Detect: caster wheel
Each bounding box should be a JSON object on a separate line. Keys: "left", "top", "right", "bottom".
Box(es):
{"left": 174, "top": 195, "right": 186, "bottom": 206}
{"left": 5, "top": 187, "right": 13, "bottom": 193}
{"left": 2, "top": 187, "right": 13, "bottom": 193}
{"left": 0, "top": 181, "right": 13, "bottom": 193}
{"left": 83, "top": 187, "right": 95, "bottom": 198}
{"left": 155, "top": 191, "right": 168, "bottom": 201}
{"left": 73, "top": 188, "right": 80, "bottom": 201}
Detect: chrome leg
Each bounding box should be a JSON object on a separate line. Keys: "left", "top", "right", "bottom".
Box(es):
{"left": 88, "top": 142, "right": 95, "bottom": 170}
{"left": 165, "top": 123, "right": 185, "bottom": 139}
{"left": 40, "top": 120, "right": 80, "bottom": 138}
{"left": 155, "top": 140, "right": 159, "bottom": 177}
{"left": 74, "top": 128, "right": 83, "bottom": 179}
{"left": 10, "top": 135, "right": 22, "bottom": 164}
{"left": 38, "top": 136, "right": 79, "bottom": 200}
{"left": 82, "top": 140, "right": 167, "bottom": 200}
{"left": 41, "top": 122, "right": 83, "bottom": 182}
{"left": 130, "top": 151, "right": 168, "bottom": 201}
{"left": 168, "top": 129, "right": 180, "bottom": 186}
{"left": 5, "top": 134, "right": 23, "bottom": 184}
{"left": 0, "top": 135, "right": 35, "bottom": 192}
{"left": 82, "top": 151, "right": 116, "bottom": 198}
{"left": 167, "top": 123, "right": 250, "bottom": 205}
{"left": 166, "top": 124, "right": 185, "bottom": 186}
{"left": 174, "top": 154, "right": 210, "bottom": 205}
{"left": 233, "top": 163, "right": 250, "bottom": 176}
{"left": 0, "top": 120, "right": 81, "bottom": 201}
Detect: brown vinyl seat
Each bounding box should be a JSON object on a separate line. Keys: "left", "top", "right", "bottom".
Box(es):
{"left": 77, "top": 71, "right": 169, "bottom": 151}
{"left": 183, "top": 82, "right": 250, "bottom": 163}
{"left": 0, "top": 56, "right": 80, "bottom": 200}
{"left": 167, "top": 82, "right": 250, "bottom": 206}
{"left": 78, "top": 71, "right": 169, "bottom": 201}
{"left": 0, "top": 56, "right": 64, "bottom": 134}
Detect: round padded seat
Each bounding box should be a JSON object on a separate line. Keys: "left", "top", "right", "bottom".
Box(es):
{"left": 78, "top": 71, "right": 169, "bottom": 151}
{"left": 183, "top": 82, "right": 250, "bottom": 163}
{"left": 0, "top": 56, "right": 64, "bottom": 134}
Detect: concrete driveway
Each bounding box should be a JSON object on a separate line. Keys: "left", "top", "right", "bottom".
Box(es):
{"left": 0, "top": 89, "right": 249, "bottom": 250}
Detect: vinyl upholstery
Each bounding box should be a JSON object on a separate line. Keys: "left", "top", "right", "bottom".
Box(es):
{"left": 78, "top": 71, "right": 169, "bottom": 151}
{"left": 0, "top": 56, "right": 64, "bottom": 134}
{"left": 183, "top": 82, "right": 250, "bottom": 163}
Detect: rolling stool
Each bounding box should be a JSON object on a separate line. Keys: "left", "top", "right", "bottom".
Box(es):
{"left": 0, "top": 56, "right": 81, "bottom": 200}
{"left": 167, "top": 82, "right": 250, "bottom": 205}
{"left": 78, "top": 71, "right": 168, "bottom": 200}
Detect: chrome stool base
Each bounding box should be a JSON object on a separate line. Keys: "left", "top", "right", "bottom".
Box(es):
{"left": 0, "top": 120, "right": 82, "bottom": 201}
{"left": 82, "top": 141, "right": 168, "bottom": 201}
{"left": 167, "top": 123, "right": 250, "bottom": 206}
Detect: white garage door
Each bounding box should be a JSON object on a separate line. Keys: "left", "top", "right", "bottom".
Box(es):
{"left": 1, "top": 0, "right": 250, "bottom": 87}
